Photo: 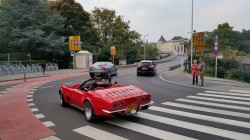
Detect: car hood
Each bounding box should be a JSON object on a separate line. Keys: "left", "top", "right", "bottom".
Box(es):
{"left": 93, "top": 85, "right": 147, "bottom": 101}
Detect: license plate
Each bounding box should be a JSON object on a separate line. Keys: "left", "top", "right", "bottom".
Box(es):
{"left": 95, "top": 73, "right": 100, "bottom": 75}
{"left": 126, "top": 105, "right": 138, "bottom": 113}
{"left": 142, "top": 68, "right": 148, "bottom": 70}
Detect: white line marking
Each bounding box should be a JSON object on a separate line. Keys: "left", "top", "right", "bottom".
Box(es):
{"left": 229, "top": 90, "right": 250, "bottom": 94}
{"left": 149, "top": 106, "right": 250, "bottom": 128}
{"left": 119, "top": 74, "right": 124, "bottom": 76}
{"left": 35, "top": 114, "right": 45, "bottom": 119}
{"left": 28, "top": 103, "right": 35, "bottom": 106}
{"left": 63, "top": 82, "right": 74, "bottom": 85}
{"left": 27, "top": 95, "right": 33, "bottom": 98}
{"left": 106, "top": 119, "right": 196, "bottom": 140}
{"left": 33, "top": 87, "right": 39, "bottom": 89}
{"left": 29, "top": 91, "right": 34, "bottom": 94}
{"left": 39, "top": 136, "right": 61, "bottom": 140}
{"left": 162, "top": 102, "right": 250, "bottom": 119}
{"left": 187, "top": 96, "right": 250, "bottom": 105}
{"left": 205, "top": 91, "right": 250, "bottom": 97}
{"left": 197, "top": 93, "right": 250, "bottom": 101}
{"left": 27, "top": 99, "right": 33, "bottom": 102}
{"left": 31, "top": 108, "right": 39, "bottom": 112}
{"left": 176, "top": 99, "right": 250, "bottom": 111}
{"left": 31, "top": 88, "right": 36, "bottom": 91}
{"left": 73, "top": 125, "right": 129, "bottom": 140}
{"left": 136, "top": 112, "right": 250, "bottom": 140}
{"left": 43, "top": 121, "right": 55, "bottom": 127}
{"left": 5, "top": 88, "right": 11, "bottom": 91}
{"left": 0, "top": 91, "right": 6, "bottom": 94}
{"left": 39, "top": 86, "right": 53, "bottom": 89}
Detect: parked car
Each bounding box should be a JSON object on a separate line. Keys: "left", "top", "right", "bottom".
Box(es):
{"left": 89, "top": 62, "right": 117, "bottom": 78}
{"left": 59, "top": 77, "right": 153, "bottom": 122}
{"left": 137, "top": 60, "right": 157, "bottom": 76}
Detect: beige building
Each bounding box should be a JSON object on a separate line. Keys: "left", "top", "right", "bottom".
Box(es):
{"left": 157, "top": 35, "right": 186, "bottom": 56}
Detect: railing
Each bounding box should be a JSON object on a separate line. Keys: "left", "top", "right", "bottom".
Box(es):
{"left": 0, "top": 63, "right": 58, "bottom": 75}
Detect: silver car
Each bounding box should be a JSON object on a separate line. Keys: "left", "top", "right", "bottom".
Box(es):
{"left": 89, "top": 62, "right": 117, "bottom": 78}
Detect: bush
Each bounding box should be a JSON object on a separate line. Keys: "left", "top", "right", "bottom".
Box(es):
{"left": 217, "top": 67, "right": 226, "bottom": 78}
{"left": 241, "top": 71, "right": 250, "bottom": 83}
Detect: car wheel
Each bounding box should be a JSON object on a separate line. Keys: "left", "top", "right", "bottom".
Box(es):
{"left": 137, "top": 73, "right": 140, "bottom": 76}
{"left": 84, "top": 101, "right": 97, "bottom": 122}
{"left": 59, "top": 91, "right": 68, "bottom": 107}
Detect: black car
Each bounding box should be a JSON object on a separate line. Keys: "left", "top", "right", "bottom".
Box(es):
{"left": 137, "top": 60, "right": 157, "bottom": 76}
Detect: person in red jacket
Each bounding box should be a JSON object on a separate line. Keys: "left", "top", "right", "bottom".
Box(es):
{"left": 191, "top": 59, "right": 199, "bottom": 85}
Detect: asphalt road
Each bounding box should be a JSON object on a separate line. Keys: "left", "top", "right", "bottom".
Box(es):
{"left": 32, "top": 56, "right": 250, "bottom": 140}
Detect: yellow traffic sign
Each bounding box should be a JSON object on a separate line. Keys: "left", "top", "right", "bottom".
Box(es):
{"left": 110, "top": 46, "right": 116, "bottom": 55}
{"left": 193, "top": 32, "right": 205, "bottom": 46}
{"left": 195, "top": 45, "right": 204, "bottom": 53}
{"left": 69, "top": 36, "right": 81, "bottom": 51}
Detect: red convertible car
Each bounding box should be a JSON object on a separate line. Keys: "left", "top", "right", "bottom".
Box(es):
{"left": 59, "top": 77, "right": 153, "bottom": 122}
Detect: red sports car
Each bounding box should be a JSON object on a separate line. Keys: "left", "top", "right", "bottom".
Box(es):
{"left": 59, "top": 77, "right": 153, "bottom": 122}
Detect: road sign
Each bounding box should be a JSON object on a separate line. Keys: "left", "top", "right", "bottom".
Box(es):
{"left": 195, "top": 45, "right": 204, "bottom": 53}
{"left": 193, "top": 32, "right": 205, "bottom": 46}
{"left": 110, "top": 46, "right": 116, "bottom": 55}
{"left": 69, "top": 36, "right": 81, "bottom": 51}
{"left": 214, "top": 35, "right": 219, "bottom": 41}
{"left": 70, "top": 51, "right": 75, "bottom": 56}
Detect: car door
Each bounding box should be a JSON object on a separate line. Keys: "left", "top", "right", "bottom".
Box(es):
{"left": 70, "top": 88, "right": 86, "bottom": 108}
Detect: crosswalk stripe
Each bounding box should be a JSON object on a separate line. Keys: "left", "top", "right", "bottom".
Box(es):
{"left": 229, "top": 89, "right": 250, "bottom": 94}
{"left": 197, "top": 93, "right": 250, "bottom": 101}
{"left": 176, "top": 99, "right": 250, "bottom": 111}
{"left": 187, "top": 96, "right": 250, "bottom": 105}
{"left": 149, "top": 106, "right": 250, "bottom": 128}
{"left": 136, "top": 112, "right": 250, "bottom": 140}
{"left": 106, "top": 119, "right": 196, "bottom": 140}
{"left": 205, "top": 91, "right": 250, "bottom": 97}
{"left": 73, "top": 125, "right": 128, "bottom": 140}
{"left": 162, "top": 102, "right": 250, "bottom": 119}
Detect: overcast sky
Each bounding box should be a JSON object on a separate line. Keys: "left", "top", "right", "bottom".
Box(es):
{"left": 75, "top": 0, "right": 250, "bottom": 42}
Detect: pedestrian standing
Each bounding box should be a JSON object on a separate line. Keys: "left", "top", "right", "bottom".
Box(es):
{"left": 191, "top": 59, "right": 199, "bottom": 85}
{"left": 41, "top": 62, "right": 46, "bottom": 74}
{"left": 198, "top": 58, "right": 205, "bottom": 86}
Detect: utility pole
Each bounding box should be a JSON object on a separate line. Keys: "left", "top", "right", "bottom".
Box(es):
{"left": 144, "top": 35, "right": 148, "bottom": 60}
{"left": 190, "top": 0, "right": 194, "bottom": 67}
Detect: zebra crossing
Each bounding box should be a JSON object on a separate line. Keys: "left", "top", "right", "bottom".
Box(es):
{"left": 72, "top": 90, "right": 250, "bottom": 140}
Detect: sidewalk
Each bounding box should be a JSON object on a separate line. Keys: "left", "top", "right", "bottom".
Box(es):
{"left": 160, "top": 68, "right": 250, "bottom": 92}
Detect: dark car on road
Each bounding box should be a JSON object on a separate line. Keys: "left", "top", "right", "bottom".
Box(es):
{"left": 137, "top": 60, "right": 157, "bottom": 76}
{"left": 89, "top": 62, "right": 117, "bottom": 78}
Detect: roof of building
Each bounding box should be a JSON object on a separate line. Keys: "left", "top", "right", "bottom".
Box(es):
{"left": 158, "top": 35, "right": 166, "bottom": 43}
{"left": 171, "top": 36, "right": 183, "bottom": 41}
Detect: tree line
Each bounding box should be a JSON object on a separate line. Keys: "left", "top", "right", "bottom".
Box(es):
{"left": 0, "top": 0, "right": 158, "bottom": 68}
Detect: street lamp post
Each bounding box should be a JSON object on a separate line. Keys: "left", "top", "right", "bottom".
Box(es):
{"left": 143, "top": 35, "right": 148, "bottom": 60}
{"left": 190, "top": 0, "right": 194, "bottom": 67}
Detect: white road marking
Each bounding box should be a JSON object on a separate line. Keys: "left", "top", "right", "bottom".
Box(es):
{"left": 27, "top": 98, "right": 33, "bottom": 102}
{"left": 205, "top": 90, "right": 250, "bottom": 97}
{"left": 149, "top": 106, "right": 250, "bottom": 128}
{"left": 40, "top": 86, "right": 53, "bottom": 89}
{"left": 119, "top": 74, "right": 124, "bottom": 76}
{"left": 27, "top": 95, "right": 33, "bottom": 98}
{"left": 136, "top": 112, "right": 250, "bottom": 140}
{"left": 39, "top": 136, "right": 61, "bottom": 140}
{"left": 35, "top": 114, "right": 45, "bottom": 119}
{"left": 197, "top": 93, "right": 250, "bottom": 101}
{"left": 28, "top": 103, "right": 35, "bottom": 106}
{"left": 73, "top": 125, "right": 128, "bottom": 140}
{"left": 176, "top": 99, "right": 250, "bottom": 111}
{"left": 0, "top": 91, "right": 6, "bottom": 94}
{"left": 43, "top": 121, "right": 55, "bottom": 127}
{"left": 162, "top": 102, "right": 250, "bottom": 119}
{"left": 31, "top": 108, "right": 39, "bottom": 112}
{"left": 33, "top": 87, "right": 39, "bottom": 89}
{"left": 5, "top": 88, "right": 11, "bottom": 91}
{"left": 187, "top": 96, "right": 250, "bottom": 105}
{"left": 29, "top": 91, "right": 34, "bottom": 94}
{"left": 63, "top": 82, "right": 74, "bottom": 85}
{"left": 229, "top": 89, "right": 250, "bottom": 94}
{"left": 106, "top": 119, "right": 196, "bottom": 140}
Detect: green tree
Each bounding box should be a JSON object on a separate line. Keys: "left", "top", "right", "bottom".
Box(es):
{"left": 0, "top": 0, "right": 65, "bottom": 61}
{"left": 91, "top": 8, "right": 141, "bottom": 61}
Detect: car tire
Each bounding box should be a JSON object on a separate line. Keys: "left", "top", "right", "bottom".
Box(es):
{"left": 84, "top": 101, "right": 97, "bottom": 123}
{"left": 137, "top": 73, "right": 140, "bottom": 76}
{"left": 59, "top": 91, "right": 68, "bottom": 107}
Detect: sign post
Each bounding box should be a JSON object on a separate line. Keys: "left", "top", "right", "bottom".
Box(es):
{"left": 69, "top": 36, "right": 81, "bottom": 68}
{"left": 214, "top": 35, "right": 219, "bottom": 78}
{"left": 110, "top": 46, "right": 116, "bottom": 64}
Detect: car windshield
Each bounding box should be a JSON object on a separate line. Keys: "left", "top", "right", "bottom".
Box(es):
{"left": 80, "top": 77, "right": 112, "bottom": 90}
{"left": 93, "top": 62, "right": 109, "bottom": 67}
{"left": 140, "top": 62, "right": 151, "bottom": 66}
